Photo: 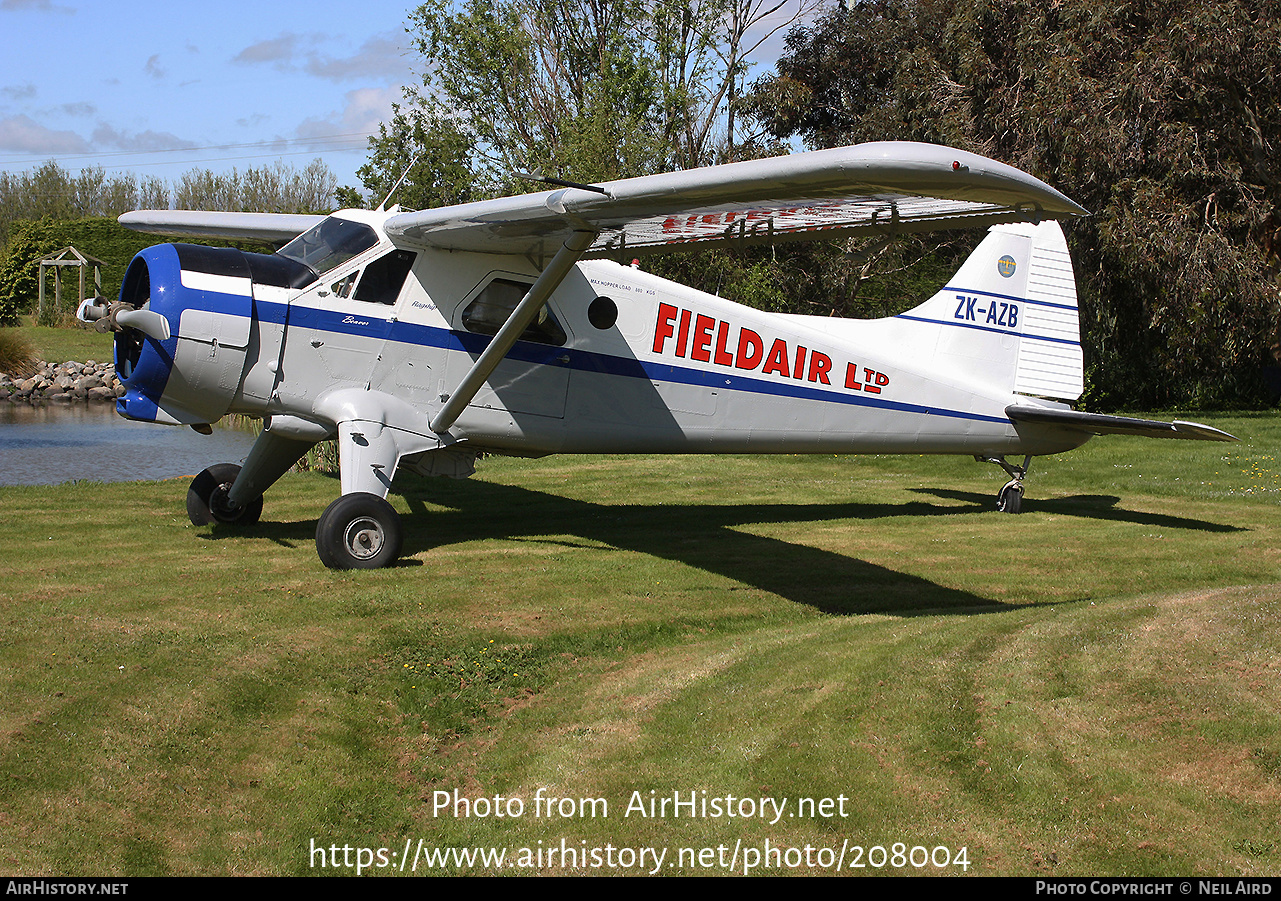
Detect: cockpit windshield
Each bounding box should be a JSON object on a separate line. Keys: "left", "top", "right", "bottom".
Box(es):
{"left": 277, "top": 217, "right": 379, "bottom": 276}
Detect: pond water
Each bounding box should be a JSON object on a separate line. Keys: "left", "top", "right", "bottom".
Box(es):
{"left": 0, "top": 402, "right": 257, "bottom": 486}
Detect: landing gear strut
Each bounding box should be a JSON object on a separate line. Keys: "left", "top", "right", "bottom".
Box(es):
{"left": 976, "top": 454, "right": 1032, "bottom": 514}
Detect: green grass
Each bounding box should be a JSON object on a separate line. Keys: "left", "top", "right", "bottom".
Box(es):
{"left": 1, "top": 413, "right": 1279, "bottom": 875}
{"left": 13, "top": 321, "right": 115, "bottom": 364}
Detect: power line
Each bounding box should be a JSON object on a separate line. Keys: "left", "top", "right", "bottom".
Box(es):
{"left": 85, "top": 144, "right": 371, "bottom": 172}
{"left": 0, "top": 131, "right": 376, "bottom": 169}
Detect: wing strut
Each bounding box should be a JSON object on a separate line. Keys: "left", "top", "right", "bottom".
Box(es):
{"left": 430, "top": 228, "right": 597, "bottom": 433}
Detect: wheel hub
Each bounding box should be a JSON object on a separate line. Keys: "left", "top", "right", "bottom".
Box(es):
{"left": 343, "top": 517, "right": 384, "bottom": 559}
{"left": 209, "top": 483, "right": 244, "bottom": 521}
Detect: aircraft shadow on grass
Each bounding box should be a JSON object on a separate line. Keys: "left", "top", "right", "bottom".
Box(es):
{"left": 910, "top": 487, "right": 1244, "bottom": 534}
{"left": 196, "top": 475, "right": 1218, "bottom": 617}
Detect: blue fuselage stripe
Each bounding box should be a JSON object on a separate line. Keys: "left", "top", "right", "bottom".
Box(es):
{"left": 894, "top": 314, "right": 1081, "bottom": 347}
{"left": 162, "top": 290, "right": 1016, "bottom": 429}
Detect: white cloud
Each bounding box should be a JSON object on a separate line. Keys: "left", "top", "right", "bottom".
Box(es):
{"left": 1, "top": 0, "right": 74, "bottom": 13}
{"left": 2, "top": 83, "right": 37, "bottom": 101}
{"left": 0, "top": 114, "right": 88, "bottom": 153}
{"left": 233, "top": 32, "right": 310, "bottom": 69}
{"left": 90, "top": 123, "right": 197, "bottom": 152}
{"left": 293, "top": 86, "right": 397, "bottom": 147}
{"left": 234, "top": 30, "right": 407, "bottom": 83}
{"left": 305, "top": 33, "right": 409, "bottom": 82}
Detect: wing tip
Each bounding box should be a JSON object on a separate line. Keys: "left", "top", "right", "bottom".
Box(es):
{"left": 1171, "top": 420, "right": 1239, "bottom": 442}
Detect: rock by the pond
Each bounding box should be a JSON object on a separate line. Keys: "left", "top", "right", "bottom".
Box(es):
{"left": 0, "top": 360, "right": 123, "bottom": 404}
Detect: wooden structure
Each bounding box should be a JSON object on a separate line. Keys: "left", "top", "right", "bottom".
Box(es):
{"left": 38, "top": 246, "right": 105, "bottom": 324}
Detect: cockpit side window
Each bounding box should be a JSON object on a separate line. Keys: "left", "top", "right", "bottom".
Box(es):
{"left": 354, "top": 250, "right": 417, "bottom": 305}
{"left": 461, "top": 278, "right": 567, "bottom": 346}
{"left": 330, "top": 272, "right": 357, "bottom": 299}
{"left": 277, "top": 217, "right": 379, "bottom": 276}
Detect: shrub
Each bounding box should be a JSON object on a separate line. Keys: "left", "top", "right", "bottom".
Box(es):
{"left": 0, "top": 328, "right": 36, "bottom": 377}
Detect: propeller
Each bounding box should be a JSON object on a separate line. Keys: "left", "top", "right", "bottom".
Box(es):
{"left": 77, "top": 297, "right": 171, "bottom": 342}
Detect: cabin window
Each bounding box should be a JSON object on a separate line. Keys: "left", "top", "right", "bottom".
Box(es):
{"left": 588, "top": 296, "right": 618, "bottom": 329}
{"left": 353, "top": 250, "right": 417, "bottom": 305}
{"left": 461, "top": 278, "right": 567, "bottom": 346}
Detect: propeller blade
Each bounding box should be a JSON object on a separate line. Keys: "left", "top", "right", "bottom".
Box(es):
{"left": 114, "top": 308, "right": 172, "bottom": 341}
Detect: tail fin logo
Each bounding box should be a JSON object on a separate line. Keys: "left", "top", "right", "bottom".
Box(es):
{"left": 997, "top": 255, "right": 1017, "bottom": 278}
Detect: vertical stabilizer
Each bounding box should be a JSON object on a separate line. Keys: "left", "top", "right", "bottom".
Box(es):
{"left": 891, "top": 221, "right": 1083, "bottom": 400}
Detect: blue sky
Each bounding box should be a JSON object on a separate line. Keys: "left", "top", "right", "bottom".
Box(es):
{"left": 0, "top": 0, "right": 811, "bottom": 201}
{"left": 0, "top": 0, "right": 420, "bottom": 190}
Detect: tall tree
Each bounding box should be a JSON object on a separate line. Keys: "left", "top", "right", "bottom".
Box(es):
{"left": 174, "top": 159, "right": 338, "bottom": 214}
{"left": 355, "top": 0, "right": 815, "bottom": 204}
{"left": 351, "top": 102, "right": 479, "bottom": 210}
{"left": 749, "top": 0, "right": 1281, "bottom": 409}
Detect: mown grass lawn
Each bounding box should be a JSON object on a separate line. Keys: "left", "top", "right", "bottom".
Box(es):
{"left": 13, "top": 322, "right": 114, "bottom": 364}
{"left": 0, "top": 412, "right": 1277, "bottom": 875}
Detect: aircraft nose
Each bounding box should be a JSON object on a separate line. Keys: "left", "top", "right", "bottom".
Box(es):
{"left": 97, "top": 242, "right": 260, "bottom": 426}
{"left": 96, "top": 247, "right": 183, "bottom": 423}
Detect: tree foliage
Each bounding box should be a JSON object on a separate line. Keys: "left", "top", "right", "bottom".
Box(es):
{"left": 748, "top": 0, "right": 1281, "bottom": 408}
{"left": 0, "top": 163, "right": 166, "bottom": 252}
{"left": 0, "top": 217, "right": 276, "bottom": 326}
{"left": 172, "top": 159, "right": 338, "bottom": 215}
{"left": 1, "top": 159, "right": 342, "bottom": 257}
{"left": 353, "top": 0, "right": 815, "bottom": 205}
{"left": 353, "top": 102, "right": 479, "bottom": 210}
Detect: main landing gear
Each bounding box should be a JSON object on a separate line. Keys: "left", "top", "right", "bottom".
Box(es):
{"left": 976, "top": 454, "right": 1032, "bottom": 514}
{"left": 187, "top": 464, "right": 263, "bottom": 526}
{"left": 187, "top": 464, "right": 404, "bottom": 570}
{"left": 315, "top": 493, "right": 404, "bottom": 570}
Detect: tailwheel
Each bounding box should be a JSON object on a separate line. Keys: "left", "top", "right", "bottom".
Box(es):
{"left": 315, "top": 493, "right": 404, "bottom": 570}
{"left": 187, "top": 464, "right": 263, "bottom": 526}
{"left": 977, "top": 454, "right": 1032, "bottom": 514}
{"left": 996, "top": 481, "right": 1024, "bottom": 514}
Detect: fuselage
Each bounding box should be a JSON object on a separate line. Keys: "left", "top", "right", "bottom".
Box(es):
{"left": 112, "top": 209, "right": 1091, "bottom": 466}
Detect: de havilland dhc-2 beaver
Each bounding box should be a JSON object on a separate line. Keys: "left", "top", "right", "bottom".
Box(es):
{"left": 77, "top": 141, "right": 1235, "bottom": 569}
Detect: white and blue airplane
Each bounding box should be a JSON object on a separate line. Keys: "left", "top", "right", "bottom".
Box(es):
{"left": 79, "top": 141, "right": 1234, "bottom": 568}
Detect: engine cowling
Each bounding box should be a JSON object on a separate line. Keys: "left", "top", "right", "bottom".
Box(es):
{"left": 107, "top": 243, "right": 315, "bottom": 426}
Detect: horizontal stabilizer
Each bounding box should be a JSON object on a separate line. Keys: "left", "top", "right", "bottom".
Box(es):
{"left": 1007, "top": 405, "right": 1237, "bottom": 441}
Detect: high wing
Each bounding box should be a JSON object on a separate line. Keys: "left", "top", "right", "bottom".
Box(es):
{"left": 117, "top": 210, "right": 325, "bottom": 244}
{"left": 383, "top": 141, "right": 1088, "bottom": 258}
{"left": 116, "top": 143, "right": 1085, "bottom": 257}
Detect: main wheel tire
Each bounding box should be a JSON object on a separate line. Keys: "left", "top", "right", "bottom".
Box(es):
{"left": 187, "top": 464, "right": 263, "bottom": 526}
{"left": 315, "top": 493, "right": 404, "bottom": 570}
{"left": 996, "top": 483, "right": 1024, "bottom": 514}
